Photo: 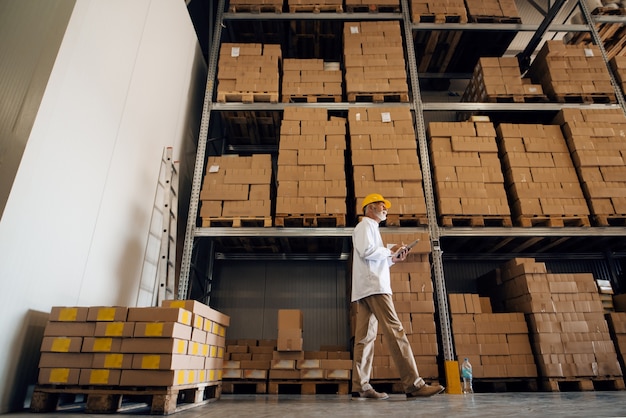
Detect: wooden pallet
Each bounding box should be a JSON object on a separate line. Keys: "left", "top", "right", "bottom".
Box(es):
{"left": 541, "top": 377, "right": 625, "bottom": 392}
{"left": 472, "top": 378, "right": 539, "bottom": 393}
{"left": 282, "top": 94, "right": 342, "bottom": 103}
{"left": 440, "top": 215, "right": 513, "bottom": 227}
{"left": 222, "top": 379, "right": 267, "bottom": 394}
{"left": 228, "top": 4, "right": 283, "bottom": 13}
{"left": 347, "top": 91, "right": 409, "bottom": 103}
{"left": 267, "top": 380, "right": 349, "bottom": 395}
{"left": 30, "top": 383, "right": 221, "bottom": 415}
{"left": 593, "top": 214, "right": 626, "bottom": 227}
{"left": 413, "top": 13, "right": 468, "bottom": 24}
{"left": 516, "top": 215, "right": 591, "bottom": 228}
{"left": 345, "top": 4, "right": 401, "bottom": 13}
{"left": 201, "top": 216, "right": 273, "bottom": 228}
{"left": 275, "top": 213, "right": 346, "bottom": 227}
{"left": 384, "top": 214, "right": 429, "bottom": 227}
{"left": 217, "top": 91, "right": 279, "bottom": 104}
{"left": 288, "top": 4, "right": 343, "bottom": 13}
{"left": 553, "top": 93, "right": 617, "bottom": 104}
{"left": 478, "top": 94, "right": 549, "bottom": 103}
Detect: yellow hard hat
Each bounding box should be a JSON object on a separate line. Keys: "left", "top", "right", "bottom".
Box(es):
{"left": 361, "top": 193, "right": 391, "bottom": 209}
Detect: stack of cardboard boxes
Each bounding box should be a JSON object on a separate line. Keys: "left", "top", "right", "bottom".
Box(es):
{"left": 352, "top": 232, "right": 440, "bottom": 381}
{"left": 606, "top": 311, "right": 626, "bottom": 376}
{"left": 199, "top": 154, "right": 273, "bottom": 225}
{"left": 479, "top": 258, "right": 623, "bottom": 380}
{"left": 228, "top": 0, "right": 283, "bottom": 12}
{"left": 462, "top": 57, "right": 544, "bottom": 102}
{"left": 464, "top": 0, "right": 520, "bottom": 21}
{"left": 343, "top": 21, "right": 408, "bottom": 101}
{"left": 38, "top": 301, "right": 229, "bottom": 387}
{"left": 281, "top": 59, "right": 342, "bottom": 103}
{"left": 349, "top": 106, "right": 426, "bottom": 224}
{"left": 555, "top": 108, "right": 626, "bottom": 225}
{"left": 276, "top": 107, "right": 347, "bottom": 219}
{"left": 410, "top": 0, "right": 467, "bottom": 23}
{"left": 527, "top": 40, "right": 616, "bottom": 102}
{"left": 428, "top": 119, "right": 511, "bottom": 222}
{"left": 497, "top": 123, "right": 590, "bottom": 224}
{"left": 610, "top": 56, "right": 626, "bottom": 94}
{"left": 217, "top": 43, "right": 281, "bottom": 103}
{"left": 450, "top": 293, "right": 538, "bottom": 379}
{"left": 223, "top": 339, "right": 275, "bottom": 382}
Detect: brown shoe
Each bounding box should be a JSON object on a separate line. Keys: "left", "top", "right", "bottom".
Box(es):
{"left": 406, "top": 384, "right": 445, "bottom": 398}
{"left": 352, "top": 388, "right": 389, "bottom": 400}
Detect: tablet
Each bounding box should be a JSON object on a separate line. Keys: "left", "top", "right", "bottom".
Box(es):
{"left": 393, "top": 239, "right": 420, "bottom": 258}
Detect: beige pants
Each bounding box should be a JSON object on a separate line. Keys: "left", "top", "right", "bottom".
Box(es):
{"left": 351, "top": 293, "right": 425, "bottom": 393}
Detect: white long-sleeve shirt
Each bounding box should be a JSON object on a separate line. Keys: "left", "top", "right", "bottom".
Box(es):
{"left": 351, "top": 216, "right": 394, "bottom": 302}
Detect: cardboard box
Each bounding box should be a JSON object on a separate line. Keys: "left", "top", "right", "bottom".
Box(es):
{"left": 120, "top": 369, "right": 192, "bottom": 387}
{"left": 79, "top": 369, "right": 121, "bottom": 386}
{"left": 49, "top": 307, "right": 89, "bottom": 322}
{"left": 40, "top": 336, "right": 83, "bottom": 353}
{"left": 43, "top": 321, "right": 96, "bottom": 337}
{"left": 133, "top": 322, "right": 193, "bottom": 340}
{"left": 121, "top": 338, "right": 189, "bottom": 355}
{"left": 81, "top": 337, "right": 123, "bottom": 353}
{"left": 93, "top": 321, "right": 135, "bottom": 338}
{"left": 278, "top": 309, "right": 303, "bottom": 330}
{"left": 38, "top": 352, "right": 93, "bottom": 368}
{"left": 86, "top": 306, "right": 129, "bottom": 322}
{"left": 127, "top": 307, "right": 192, "bottom": 326}
{"left": 38, "top": 368, "right": 80, "bottom": 385}
{"left": 91, "top": 353, "right": 133, "bottom": 369}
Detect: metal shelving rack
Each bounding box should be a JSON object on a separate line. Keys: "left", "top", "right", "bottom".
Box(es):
{"left": 178, "top": 0, "right": 626, "bottom": 370}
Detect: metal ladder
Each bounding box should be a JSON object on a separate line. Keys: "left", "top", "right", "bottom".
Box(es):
{"left": 137, "top": 146, "right": 179, "bottom": 306}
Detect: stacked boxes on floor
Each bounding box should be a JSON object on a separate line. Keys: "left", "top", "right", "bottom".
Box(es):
{"left": 353, "top": 232, "right": 440, "bottom": 381}
{"left": 428, "top": 119, "right": 511, "bottom": 222}
{"left": 449, "top": 293, "right": 538, "bottom": 379}
{"left": 497, "top": 123, "right": 590, "bottom": 224}
{"left": 216, "top": 43, "right": 281, "bottom": 103}
{"left": 464, "top": 0, "right": 520, "bottom": 21}
{"left": 461, "top": 57, "right": 544, "bottom": 102}
{"left": 479, "top": 258, "right": 623, "bottom": 380}
{"left": 199, "top": 154, "right": 273, "bottom": 225}
{"left": 343, "top": 21, "right": 408, "bottom": 101}
{"left": 223, "top": 339, "right": 275, "bottom": 381}
{"left": 410, "top": 0, "right": 467, "bottom": 22}
{"left": 527, "top": 40, "right": 616, "bottom": 102}
{"left": 276, "top": 107, "right": 347, "bottom": 220}
{"left": 281, "top": 59, "right": 342, "bottom": 103}
{"left": 606, "top": 312, "right": 626, "bottom": 374}
{"left": 38, "top": 301, "right": 229, "bottom": 387}
{"left": 554, "top": 108, "right": 626, "bottom": 225}
{"left": 349, "top": 106, "right": 426, "bottom": 225}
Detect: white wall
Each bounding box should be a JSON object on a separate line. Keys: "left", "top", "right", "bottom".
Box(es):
{"left": 0, "top": 0, "right": 206, "bottom": 411}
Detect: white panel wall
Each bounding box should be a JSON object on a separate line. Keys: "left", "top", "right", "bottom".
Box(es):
{"left": 0, "top": 0, "right": 206, "bottom": 411}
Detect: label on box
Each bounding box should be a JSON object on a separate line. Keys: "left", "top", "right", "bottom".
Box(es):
{"left": 231, "top": 47, "right": 240, "bottom": 57}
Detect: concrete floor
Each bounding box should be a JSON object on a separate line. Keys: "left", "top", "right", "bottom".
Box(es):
{"left": 5, "top": 392, "right": 626, "bottom": 417}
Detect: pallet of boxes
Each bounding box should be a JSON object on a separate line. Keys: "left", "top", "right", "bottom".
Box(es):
{"left": 228, "top": 0, "right": 284, "bottom": 13}
{"left": 527, "top": 40, "right": 616, "bottom": 104}
{"left": 553, "top": 108, "right": 626, "bottom": 227}
{"left": 428, "top": 117, "right": 512, "bottom": 227}
{"left": 216, "top": 43, "right": 280, "bottom": 104}
{"left": 33, "top": 300, "right": 229, "bottom": 415}
{"left": 354, "top": 232, "right": 441, "bottom": 392}
{"left": 497, "top": 121, "right": 591, "bottom": 227}
{"left": 222, "top": 339, "right": 275, "bottom": 394}
{"left": 478, "top": 258, "right": 625, "bottom": 392}
{"left": 199, "top": 154, "right": 273, "bottom": 227}
{"left": 269, "top": 309, "right": 352, "bottom": 395}
{"left": 607, "top": 294, "right": 626, "bottom": 378}
{"left": 275, "top": 107, "right": 347, "bottom": 227}
{"left": 449, "top": 293, "right": 539, "bottom": 391}
{"left": 343, "top": 21, "right": 409, "bottom": 103}
{"left": 350, "top": 106, "right": 428, "bottom": 227}
{"left": 461, "top": 57, "right": 547, "bottom": 103}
